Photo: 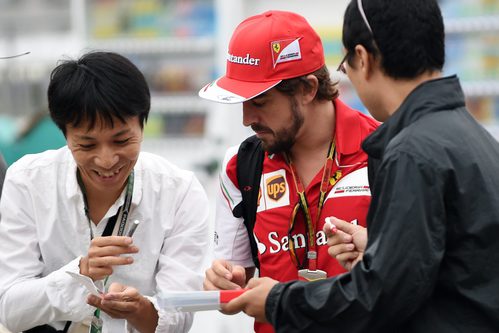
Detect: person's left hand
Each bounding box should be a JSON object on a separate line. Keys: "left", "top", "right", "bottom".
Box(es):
{"left": 87, "top": 282, "right": 158, "bottom": 333}
{"left": 87, "top": 282, "right": 143, "bottom": 319}
{"left": 223, "top": 277, "right": 278, "bottom": 323}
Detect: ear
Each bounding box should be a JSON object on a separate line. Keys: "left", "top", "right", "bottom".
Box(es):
{"left": 354, "top": 44, "right": 377, "bottom": 80}
{"left": 301, "top": 74, "right": 319, "bottom": 104}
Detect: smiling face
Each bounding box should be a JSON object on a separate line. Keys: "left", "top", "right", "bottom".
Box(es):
{"left": 66, "top": 115, "right": 143, "bottom": 196}
{"left": 242, "top": 88, "right": 304, "bottom": 154}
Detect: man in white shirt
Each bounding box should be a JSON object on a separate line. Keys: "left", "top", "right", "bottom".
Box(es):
{"left": 0, "top": 51, "right": 210, "bottom": 333}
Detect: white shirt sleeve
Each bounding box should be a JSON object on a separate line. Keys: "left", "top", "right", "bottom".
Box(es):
{"left": 149, "top": 173, "right": 210, "bottom": 333}
{"left": 0, "top": 170, "right": 94, "bottom": 332}
{"left": 213, "top": 147, "right": 254, "bottom": 268}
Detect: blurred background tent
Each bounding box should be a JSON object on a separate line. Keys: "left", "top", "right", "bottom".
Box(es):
{"left": 0, "top": 110, "right": 65, "bottom": 165}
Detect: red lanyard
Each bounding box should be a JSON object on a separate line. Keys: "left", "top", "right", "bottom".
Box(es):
{"left": 285, "top": 140, "right": 335, "bottom": 272}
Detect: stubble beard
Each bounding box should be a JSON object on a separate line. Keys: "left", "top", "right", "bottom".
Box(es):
{"left": 262, "top": 98, "right": 304, "bottom": 155}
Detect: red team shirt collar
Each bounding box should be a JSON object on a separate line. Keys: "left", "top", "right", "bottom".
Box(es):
{"left": 333, "top": 99, "right": 364, "bottom": 157}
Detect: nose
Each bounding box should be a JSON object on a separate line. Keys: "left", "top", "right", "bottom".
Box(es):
{"left": 242, "top": 102, "right": 258, "bottom": 127}
{"left": 94, "top": 145, "right": 119, "bottom": 169}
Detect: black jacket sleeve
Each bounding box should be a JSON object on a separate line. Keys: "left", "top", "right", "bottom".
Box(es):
{"left": 266, "top": 151, "right": 447, "bottom": 332}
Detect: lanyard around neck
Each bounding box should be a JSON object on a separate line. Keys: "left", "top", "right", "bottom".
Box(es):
{"left": 77, "top": 170, "right": 134, "bottom": 239}
{"left": 285, "top": 140, "right": 335, "bottom": 271}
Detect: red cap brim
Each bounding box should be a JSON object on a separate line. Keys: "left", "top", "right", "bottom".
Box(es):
{"left": 199, "top": 75, "right": 281, "bottom": 104}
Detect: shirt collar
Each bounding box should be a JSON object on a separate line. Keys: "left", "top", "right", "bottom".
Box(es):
{"left": 66, "top": 148, "right": 80, "bottom": 201}
{"left": 334, "top": 98, "right": 364, "bottom": 156}
{"left": 131, "top": 156, "right": 143, "bottom": 206}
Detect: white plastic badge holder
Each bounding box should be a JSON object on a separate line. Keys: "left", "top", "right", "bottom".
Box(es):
{"left": 158, "top": 290, "right": 246, "bottom": 312}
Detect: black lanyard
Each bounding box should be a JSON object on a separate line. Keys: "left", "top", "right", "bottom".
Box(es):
{"left": 77, "top": 170, "right": 134, "bottom": 239}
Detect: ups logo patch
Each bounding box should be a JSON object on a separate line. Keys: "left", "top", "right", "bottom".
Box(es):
{"left": 266, "top": 175, "right": 286, "bottom": 201}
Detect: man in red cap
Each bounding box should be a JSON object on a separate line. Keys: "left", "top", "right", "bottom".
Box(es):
{"left": 199, "top": 10, "right": 378, "bottom": 333}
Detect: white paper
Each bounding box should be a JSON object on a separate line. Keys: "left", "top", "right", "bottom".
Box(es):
{"left": 157, "top": 291, "right": 220, "bottom": 312}
{"left": 66, "top": 271, "right": 102, "bottom": 296}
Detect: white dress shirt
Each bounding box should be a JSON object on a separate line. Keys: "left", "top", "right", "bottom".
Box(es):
{"left": 0, "top": 146, "right": 210, "bottom": 333}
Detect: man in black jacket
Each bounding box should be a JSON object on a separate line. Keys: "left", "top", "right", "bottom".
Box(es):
{"left": 224, "top": 0, "right": 499, "bottom": 332}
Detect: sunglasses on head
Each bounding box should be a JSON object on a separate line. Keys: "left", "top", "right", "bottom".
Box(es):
{"left": 0, "top": 51, "right": 30, "bottom": 60}
{"left": 336, "top": 0, "right": 374, "bottom": 74}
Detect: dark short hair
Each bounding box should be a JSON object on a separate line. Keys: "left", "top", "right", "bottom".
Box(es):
{"left": 48, "top": 51, "right": 150, "bottom": 135}
{"left": 275, "top": 65, "right": 339, "bottom": 101}
{"left": 342, "top": 0, "right": 445, "bottom": 79}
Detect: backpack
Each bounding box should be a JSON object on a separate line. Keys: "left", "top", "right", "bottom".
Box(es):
{"left": 232, "top": 135, "right": 264, "bottom": 268}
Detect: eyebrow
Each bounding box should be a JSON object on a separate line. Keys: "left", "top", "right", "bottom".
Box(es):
{"left": 76, "top": 128, "right": 131, "bottom": 140}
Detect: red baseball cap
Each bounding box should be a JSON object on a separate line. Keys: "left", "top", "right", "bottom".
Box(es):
{"left": 199, "top": 10, "right": 325, "bottom": 104}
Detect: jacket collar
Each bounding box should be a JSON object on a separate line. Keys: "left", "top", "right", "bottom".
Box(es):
{"left": 362, "top": 75, "right": 465, "bottom": 159}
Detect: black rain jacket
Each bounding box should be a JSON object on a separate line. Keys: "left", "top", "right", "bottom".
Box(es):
{"left": 266, "top": 76, "right": 499, "bottom": 332}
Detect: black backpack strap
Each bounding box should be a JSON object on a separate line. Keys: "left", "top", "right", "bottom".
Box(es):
{"left": 233, "top": 135, "right": 264, "bottom": 269}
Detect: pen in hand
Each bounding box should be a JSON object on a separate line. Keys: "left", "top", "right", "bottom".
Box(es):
{"left": 101, "top": 220, "right": 139, "bottom": 289}
{"left": 325, "top": 217, "right": 338, "bottom": 234}
{"left": 127, "top": 220, "right": 140, "bottom": 237}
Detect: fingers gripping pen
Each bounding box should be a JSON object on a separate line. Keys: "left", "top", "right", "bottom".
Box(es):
{"left": 127, "top": 220, "right": 140, "bottom": 237}
{"left": 325, "top": 217, "right": 338, "bottom": 234}
{"left": 100, "top": 220, "right": 139, "bottom": 292}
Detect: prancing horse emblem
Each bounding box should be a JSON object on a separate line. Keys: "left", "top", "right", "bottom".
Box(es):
{"left": 272, "top": 42, "right": 280, "bottom": 53}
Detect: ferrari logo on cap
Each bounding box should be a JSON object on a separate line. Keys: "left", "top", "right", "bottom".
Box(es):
{"left": 272, "top": 42, "right": 280, "bottom": 53}
{"left": 271, "top": 38, "right": 302, "bottom": 68}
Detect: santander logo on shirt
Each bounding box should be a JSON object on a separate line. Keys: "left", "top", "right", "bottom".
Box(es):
{"left": 254, "top": 219, "right": 358, "bottom": 255}
{"left": 254, "top": 231, "right": 326, "bottom": 255}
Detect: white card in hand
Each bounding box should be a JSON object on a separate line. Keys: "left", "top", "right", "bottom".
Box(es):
{"left": 66, "top": 271, "right": 102, "bottom": 296}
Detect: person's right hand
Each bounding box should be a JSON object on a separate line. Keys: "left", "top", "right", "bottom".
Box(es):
{"left": 79, "top": 236, "right": 139, "bottom": 281}
{"left": 324, "top": 217, "right": 367, "bottom": 271}
{"left": 204, "top": 259, "right": 247, "bottom": 291}
{"left": 204, "top": 259, "right": 248, "bottom": 315}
